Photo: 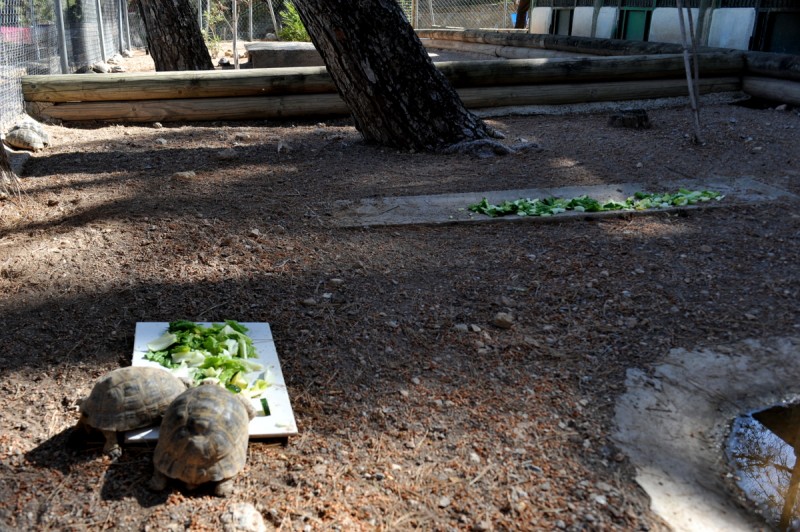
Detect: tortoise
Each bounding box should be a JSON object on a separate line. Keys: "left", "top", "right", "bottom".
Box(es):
{"left": 11, "top": 121, "right": 50, "bottom": 146}
{"left": 75, "top": 366, "right": 188, "bottom": 459}
{"left": 149, "top": 383, "right": 255, "bottom": 497}
{"left": 4, "top": 127, "right": 45, "bottom": 152}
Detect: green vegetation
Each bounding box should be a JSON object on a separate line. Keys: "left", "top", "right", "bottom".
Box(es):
{"left": 468, "top": 189, "right": 724, "bottom": 217}
{"left": 145, "top": 320, "right": 269, "bottom": 398}
{"left": 278, "top": 2, "right": 310, "bottom": 42}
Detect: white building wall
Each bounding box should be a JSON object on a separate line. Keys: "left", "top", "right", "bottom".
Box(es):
{"left": 572, "top": 7, "right": 594, "bottom": 37}
{"left": 708, "top": 8, "right": 756, "bottom": 50}
{"left": 648, "top": 8, "right": 699, "bottom": 45}
{"left": 595, "top": 7, "right": 619, "bottom": 39}
{"left": 529, "top": 7, "right": 553, "bottom": 35}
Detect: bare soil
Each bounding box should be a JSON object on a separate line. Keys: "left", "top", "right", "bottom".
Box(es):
{"left": 0, "top": 50, "right": 799, "bottom": 531}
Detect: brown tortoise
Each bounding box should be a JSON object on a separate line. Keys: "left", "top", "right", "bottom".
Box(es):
{"left": 149, "top": 383, "right": 255, "bottom": 497}
{"left": 76, "top": 366, "right": 188, "bottom": 459}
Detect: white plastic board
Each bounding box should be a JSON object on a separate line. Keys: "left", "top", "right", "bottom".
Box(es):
{"left": 125, "top": 322, "right": 298, "bottom": 442}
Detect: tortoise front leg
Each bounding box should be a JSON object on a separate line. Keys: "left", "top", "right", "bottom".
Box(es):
{"left": 214, "top": 478, "right": 235, "bottom": 497}
{"left": 148, "top": 469, "right": 169, "bottom": 492}
{"left": 101, "top": 430, "right": 122, "bottom": 459}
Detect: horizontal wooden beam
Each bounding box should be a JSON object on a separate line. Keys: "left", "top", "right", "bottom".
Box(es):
{"left": 30, "top": 77, "right": 740, "bottom": 123}
{"left": 23, "top": 53, "right": 744, "bottom": 104}
{"left": 22, "top": 66, "right": 336, "bottom": 103}
{"left": 742, "top": 76, "right": 800, "bottom": 106}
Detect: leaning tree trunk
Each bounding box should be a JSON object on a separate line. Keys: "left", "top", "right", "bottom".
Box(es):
{"left": 136, "top": 0, "right": 214, "bottom": 72}
{"left": 1, "top": 141, "right": 19, "bottom": 196}
{"left": 293, "top": 0, "right": 491, "bottom": 152}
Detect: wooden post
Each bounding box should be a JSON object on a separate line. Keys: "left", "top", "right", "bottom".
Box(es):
{"left": 95, "top": 0, "right": 107, "bottom": 60}
{"left": 53, "top": 0, "right": 70, "bottom": 73}
{"left": 233, "top": 0, "right": 239, "bottom": 69}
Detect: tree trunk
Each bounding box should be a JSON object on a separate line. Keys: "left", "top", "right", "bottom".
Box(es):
{"left": 1, "top": 141, "right": 18, "bottom": 195}
{"left": 136, "top": 0, "right": 214, "bottom": 72}
{"left": 293, "top": 0, "right": 491, "bottom": 152}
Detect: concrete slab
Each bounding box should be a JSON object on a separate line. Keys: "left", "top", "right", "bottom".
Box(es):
{"left": 613, "top": 336, "right": 800, "bottom": 531}
{"left": 330, "top": 177, "right": 796, "bottom": 228}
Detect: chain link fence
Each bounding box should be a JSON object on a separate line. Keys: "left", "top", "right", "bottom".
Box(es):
{"left": 1, "top": 0, "right": 147, "bottom": 130}
{"left": 404, "top": 0, "right": 517, "bottom": 30}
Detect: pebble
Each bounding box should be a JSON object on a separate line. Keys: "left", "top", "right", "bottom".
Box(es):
{"left": 172, "top": 171, "right": 196, "bottom": 180}
{"left": 217, "top": 148, "right": 237, "bottom": 160}
{"left": 454, "top": 323, "right": 469, "bottom": 332}
{"left": 469, "top": 452, "right": 481, "bottom": 464}
{"left": 438, "top": 496, "right": 451, "bottom": 508}
{"left": 220, "top": 502, "right": 266, "bottom": 532}
{"left": 155, "top": 138, "right": 167, "bottom": 145}
{"left": 491, "top": 312, "right": 514, "bottom": 329}
{"left": 152, "top": 122, "right": 163, "bottom": 129}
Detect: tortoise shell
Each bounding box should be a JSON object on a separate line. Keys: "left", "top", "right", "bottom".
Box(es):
{"left": 80, "top": 366, "right": 187, "bottom": 432}
{"left": 11, "top": 122, "right": 50, "bottom": 146}
{"left": 153, "top": 384, "right": 254, "bottom": 488}
{"left": 4, "top": 127, "right": 44, "bottom": 152}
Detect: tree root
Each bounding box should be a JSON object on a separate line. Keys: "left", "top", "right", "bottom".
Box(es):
{"left": 440, "top": 139, "right": 541, "bottom": 158}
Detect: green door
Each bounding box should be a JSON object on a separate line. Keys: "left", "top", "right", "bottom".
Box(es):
{"left": 624, "top": 10, "right": 648, "bottom": 41}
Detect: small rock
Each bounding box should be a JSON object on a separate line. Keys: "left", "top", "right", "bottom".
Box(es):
{"left": 152, "top": 122, "right": 163, "bottom": 129}
{"left": 277, "top": 140, "right": 291, "bottom": 153}
{"left": 235, "top": 132, "right": 251, "bottom": 141}
{"left": 217, "top": 148, "right": 237, "bottom": 160}
{"left": 469, "top": 452, "right": 481, "bottom": 464}
{"left": 172, "top": 171, "right": 196, "bottom": 180}
{"left": 301, "top": 298, "right": 317, "bottom": 307}
{"left": 473, "top": 521, "right": 493, "bottom": 531}
{"left": 155, "top": 138, "right": 167, "bottom": 145}
{"left": 220, "top": 502, "right": 266, "bottom": 532}
{"left": 470, "top": 324, "right": 481, "bottom": 332}
{"left": 437, "top": 496, "right": 451, "bottom": 508}
{"left": 699, "top": 244, "right": 712, "bottom": 253}
{"left": 491, "top": 312, "right": 514, "bottom": 329}
{"left": 411, "top": 377, "right": 421, "bottom": 385}
{"left": 775, "top": 104, "right": 788, "bottom": 111}
{"left": 454, "top": 323, "right": 469, "bottom": 332}
{"left": 399, "top": 389, "right": 409, "bottom": 398}
{"left": 249, "top": 228, "right": 261, "bottom": 236}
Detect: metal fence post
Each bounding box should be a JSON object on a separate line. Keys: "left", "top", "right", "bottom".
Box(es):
{"left": 123, "top": 0, "right": 132, "bottom": 51}
{"left": 197, "top": 0, "right": 202, "bottom": 33}
{"left": 53, "top": 0, "right": 70, "bottom": 73}
{"left": 95, "top": 0, "right": 107, "bottom": 60}
{"left": 232, "top": 0, "right": 238, "bottom": 68}
{"left": 118, "top": 0, "right": 125, "bottom": 51}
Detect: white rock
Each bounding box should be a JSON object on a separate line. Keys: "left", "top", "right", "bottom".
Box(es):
{"left": 220, "top": 502, "right": 266, "bottom": 532}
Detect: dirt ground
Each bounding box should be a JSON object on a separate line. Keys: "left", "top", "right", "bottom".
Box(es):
{"left": 1, "top": 49, "right": 799, "bottom": 531}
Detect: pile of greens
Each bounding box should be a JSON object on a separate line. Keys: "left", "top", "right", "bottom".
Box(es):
{"left": 144, "top": 320, "right": 269, "bottom": 398}
{"left": 468, "top": 189, "right": 724, "bottom": 218}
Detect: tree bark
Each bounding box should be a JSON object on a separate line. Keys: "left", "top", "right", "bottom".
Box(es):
{"left": 1, "top": 141, "right": 18, "bottom": 195}
{"left": 293, "top": 0, "right": 491, "bottom": 152}
{"left": 136, "top": 0, "right": 214, "bottom": 72}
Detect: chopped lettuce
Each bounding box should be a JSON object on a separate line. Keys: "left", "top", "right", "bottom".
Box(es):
{"left": 468, "top": 189, "right": 724, "bottom": 218}
{"left": 143, "top": 320, "right": 268, "bottom": 398}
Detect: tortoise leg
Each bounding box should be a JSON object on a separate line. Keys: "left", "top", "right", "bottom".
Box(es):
{"left": 148, "top": 469, "right": 169, "bottom": 492}
{"left": 101, "top": 430, "right": 122, "bottom": 459}
{"left": 214, "top": 478, "right": 235, "bottom": 497}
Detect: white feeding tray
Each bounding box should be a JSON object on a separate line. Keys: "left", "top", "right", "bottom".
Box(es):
{"left": 125, "top": 322, "right": 298, "bottom": 443}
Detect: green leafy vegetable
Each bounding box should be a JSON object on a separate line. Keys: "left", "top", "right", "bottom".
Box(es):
{"left": 468, "top": 189, "right": 723, "bottom": 218}
{"left": 143, "top": 320, "right": 269, "bottom": 398}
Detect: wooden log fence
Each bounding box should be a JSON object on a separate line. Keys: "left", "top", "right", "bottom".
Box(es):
{"left": 19, "top": 30, "right": 800, "bottom": 123}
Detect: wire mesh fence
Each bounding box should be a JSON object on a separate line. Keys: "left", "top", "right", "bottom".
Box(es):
{"left": 1, "top": 0, "right": 147, "bottom": 131}
{"left": 407, "top": 0, "right": 518, "bottom": 30}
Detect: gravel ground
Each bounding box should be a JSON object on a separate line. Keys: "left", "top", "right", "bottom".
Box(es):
{"left": 0, "top": 48, "right": 798, "bottom": 531}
